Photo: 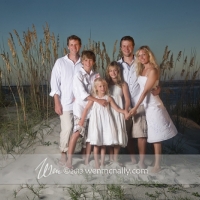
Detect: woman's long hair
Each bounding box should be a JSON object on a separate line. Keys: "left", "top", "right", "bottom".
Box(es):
{"left": 135, "top": 46, "right": 159, "bottom": 77}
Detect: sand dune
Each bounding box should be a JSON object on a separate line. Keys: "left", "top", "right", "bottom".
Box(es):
{"left": 1, "top": 117, "right": 200, "bottom": 199}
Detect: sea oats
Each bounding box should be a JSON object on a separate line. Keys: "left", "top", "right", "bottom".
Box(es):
{"left": 52, "top": 33, "right": 58, "bottom": 61}
{"left": 169, "top": 54, "right": 173, "bottom": 68}
{"left": 32, "top": 24, "right": 37, "bottom": 40}
{"left": 192, "top": 70, "right": 198, "bottom": 80}
{"left": 166, "top": 50, "right": 171, "bottom": 60}
{"left": 162, "top": 46, "right": 169, "bottom": 60}
{"left": 63, "top": 48, "right": 67, "bottom": 55}
{"left": 102, "top": 42, "right": 106, "bottom": 52}
{"left": 88, "top": 38, "right": 91, "bottom": 49}
{"left": 57, "top": 34, "right": 59, "bottom": 49}
{"left": 112, "top": 40, "right": 118, "bottom": 60}
{"left": 189, "top": 57, "right": 194, "bottom": 67}
{"left": 97, "top": 57, "right": 100, "bottom": 69}
{"left": 8, "top": 38, "right": 16, "bottom": 66}
{"left": 97, "top": 41, "right": 100, "bottom": 54}
{"left": 176, "top": 51, "right": 182, "bottom": 61}
{"left": 0, "top": 52, "right": 11, "bottom": 72}
{"left": 95, "top": 42, "right": 98, "bottom": 54}
{"left": 117, "top": 49, "right": 122, "bottom": 61}
{"left": 183, "top": 56, "right": 187, "bottom": 65}
{"left": 185, "top": 71, "right": 190, "bottom": 81}
{"left": 13, "top": 30, "right": 23, "bottom": 47}
{"left": 43, "top": 24, "right": 50, "bottom": 49}
{"left": 39, "top": 40, "right": 43, "bottom": 54}
{"left": 180, "top": 69, "right": 185, "bottom": 77}
{"left": 159, "top": 60, "right": 165, "bottom": 70}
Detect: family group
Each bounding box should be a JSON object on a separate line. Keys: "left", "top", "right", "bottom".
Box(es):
{"left": 50, "top": 35, "right": 177, "bottom": 173}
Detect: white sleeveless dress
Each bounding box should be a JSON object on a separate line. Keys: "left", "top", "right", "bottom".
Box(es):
{"left": 86, "top": 95, "right": 119, "bottom": 146}
{"left": 109, "top": 85, "right": 128, "bottom": 147}
{"left": 137, "top": 76, "right": 177, "bottom": 143}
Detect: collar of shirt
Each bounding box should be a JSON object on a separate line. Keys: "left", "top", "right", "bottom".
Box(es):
{"left": 80, "top": 67, "right": 94, "bottom": 77}
{"left": 64, "top": 54, "right": 81, "bottom": 65}
{"left": 119, "top": 56, "right": 135, "bottom": 71}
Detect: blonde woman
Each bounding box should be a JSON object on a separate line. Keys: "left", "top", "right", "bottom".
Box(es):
{"left": 129, "top": 46, "right": 177, "bottom": 173}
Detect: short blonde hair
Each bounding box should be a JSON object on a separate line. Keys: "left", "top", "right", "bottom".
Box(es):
{"left": 93, "top": 78, "right": 109, "bottom": 96}
{"left": 105, "top": 61, "right": 124, "bottom": 87}
{"left": 135, "top": 46, "right": 159, "bottom": 76}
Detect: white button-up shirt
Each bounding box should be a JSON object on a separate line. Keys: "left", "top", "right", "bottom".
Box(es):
{"left": 73, "top": 67, "right": 97, "bottom": 118}
{"left": 50, "top": 54, "right": 82, "bottom": 111}
{"left": 118, "top": 58, "right": 141, "bottom": 107}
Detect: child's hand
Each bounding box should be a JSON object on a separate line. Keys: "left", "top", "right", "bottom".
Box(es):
{"left": 78, "top": 120, "right": 83, "bottom": 127}
{"left": 124, "top": 110, "right": 130, "bottom": 120}
{"left": 151, "top": 85, "right": 161, "bottom": 96}
{"left": 97, "top": 99, "right": 108, "bottom": 107}
{"left": 95, "top": 73, "right": 100, "bottom": 79}
{"left": 129, "top": 107, "right": 137, "bottom": 116}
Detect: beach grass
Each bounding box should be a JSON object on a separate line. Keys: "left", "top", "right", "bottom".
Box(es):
{"left": 0, "top": 24, "right": 200, "bottom": 199}
{"left": 0, "top": 24, "right": 200, "bottom": 154}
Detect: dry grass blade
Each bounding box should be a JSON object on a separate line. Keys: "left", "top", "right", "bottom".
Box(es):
{"left": 162, "top": 46, "right": 169, "bottom": 60}
{"left": 189, "top": 57, "right": 195, "bottom": 67}
{"left": 176, "top": 51, "right": 182, "bottom": 61}
{"left": 112, "top": 40, "right": 118, "bottom": 60}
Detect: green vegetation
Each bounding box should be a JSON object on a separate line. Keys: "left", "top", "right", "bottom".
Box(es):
{"left": 0, "top": 23, "right": 199, "bottom": 200}
{"left": 0, "top": 24, "right": 199, "bottom": 155}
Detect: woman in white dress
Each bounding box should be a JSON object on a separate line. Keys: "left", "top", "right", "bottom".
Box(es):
{"left": 129, "top": 46, "right": 177, "bottom": 173}
{"left": 106, "top": 61, "right": 130, "bottom": 163}
{"left": 78, "top": 78, "right": 129, "bottom": 169}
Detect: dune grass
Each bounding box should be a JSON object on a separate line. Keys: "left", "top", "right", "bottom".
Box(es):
{"left": 0, "top": 24, "right": 200, "bottom": 155}
{"left": 0, "top": 23, "right": 200, "bottom": 200}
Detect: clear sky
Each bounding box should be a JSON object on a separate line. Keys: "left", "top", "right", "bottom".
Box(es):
{"left": 1, "top": 0, "right": 200, "bottom": 68}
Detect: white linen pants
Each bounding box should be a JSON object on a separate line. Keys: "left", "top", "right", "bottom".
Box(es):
{"left": 59, "top": 111, "right": 74, "bottom": 152}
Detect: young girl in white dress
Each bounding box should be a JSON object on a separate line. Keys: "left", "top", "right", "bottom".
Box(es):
{"left": 78, "top": 78, "right": 129, "bottom": 169}
{"left": 129, "top": 46, "right": 177, "bottom": 173}
{"left": 105, "top": 61, "right": 130, "bottom": 164}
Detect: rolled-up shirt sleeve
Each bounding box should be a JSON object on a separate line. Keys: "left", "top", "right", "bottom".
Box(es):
{"left": 73, "top": 72, "right": 90, "bottom": 101}
{"left": 49, "top": 60, "right": 61, "bottom": 97}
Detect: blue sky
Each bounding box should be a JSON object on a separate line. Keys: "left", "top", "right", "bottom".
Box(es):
{"left": 1, "top": 0, "right": 200, "bottom": 67}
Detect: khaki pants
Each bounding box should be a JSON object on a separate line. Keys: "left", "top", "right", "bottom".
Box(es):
{"left": 59, "top": 111, "right": 74, "bottom": 152}
{"left": 126, "top": 105, "right": 147, "bottom": 138}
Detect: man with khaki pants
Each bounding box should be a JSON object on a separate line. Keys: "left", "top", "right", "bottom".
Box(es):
{"left": 118, "top": 36, "right": 148, "bottom": 168}
{"left": 50, "top": 35, "right": 82, "bottom": 164}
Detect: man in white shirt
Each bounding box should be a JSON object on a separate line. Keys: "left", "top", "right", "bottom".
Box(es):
{"left": 118, "top": 36, "right": 147, "bottom": 168}
{"left": 50, "top": 35, "right": 83, "bottom": 164}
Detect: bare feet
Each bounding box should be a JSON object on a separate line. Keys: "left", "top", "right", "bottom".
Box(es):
{"left": 151, "top": 166, "right": 161, "bottom": 173}
{"left": 138, "top": 161, "right": 147, "bottom": 169}
{"left": 65, "top": 159, "right": 74, "bottom": 170}
{"left": 64, "top": 163, "right": 74, "bottom": 170}
{"left": 59, "top": 152, "right": 67, "bottom": 166}
{"left": 84, "top": 158, "right": 90, "bottom": 165}
{"left": 131, "top": 159, "right": 137, "bottom": 165}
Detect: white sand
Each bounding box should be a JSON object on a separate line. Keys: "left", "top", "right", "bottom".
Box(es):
{"left": 1, "top": 116, "right": 200, "bottom": 199}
